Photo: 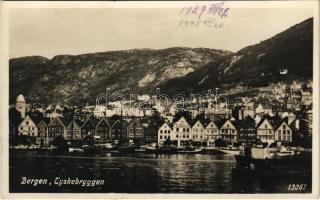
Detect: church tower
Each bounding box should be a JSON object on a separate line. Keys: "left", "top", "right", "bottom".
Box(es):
{"left": 16, "top": 94, "right": 26, "bottom": 118}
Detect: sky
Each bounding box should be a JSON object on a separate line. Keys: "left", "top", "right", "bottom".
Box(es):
{"left": 9, "top": 4, "right": 313, "bottom": 59}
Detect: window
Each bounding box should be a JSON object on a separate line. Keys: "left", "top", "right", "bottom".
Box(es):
{"left": 164, "top": 130, "right": 167, "bottom": 133}
{"left": 26, "top": 121, "right": 29, "bottom": 125}
{"left": 283, "top": 130, "right": 286, "bottom": 135}
{"left": 176, "top": 128, "right": 179, "bottom": 132}
{"left": 283, "top": 125, "right": 286, "bottom": 129}
{"left": 168, "top": 130, "right": 170, "bottom": 133}
{"left": 287, "top": 130, "right": 290, "bottom": 135}
{"left": 187, "top": 128, "right": 189, "bottom": 132}
{"left": 278, "top": 130, "right": 281, "bottom": 135}
{"left": 183, "top": 128, "right": 185, "bottom": 132}
{"left": 160, "top": 136, "right": 162, "bottom": 139}
{"left": 160, "top": 130, "right": 163, "bottom": 133}
{"left": 176, "top": 134, "right": 179, "bottom": 138}
{"left": 265, "top": 124, "right": 267, "bottom": 128}
{"left": 183, "top": 134, "right": 185, "bottom": 138}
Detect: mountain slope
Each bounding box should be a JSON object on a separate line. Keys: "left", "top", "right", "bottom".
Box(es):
{"left": 161, "top": 18, "right": 313, "bottom": 94}
{"left": 9, "top": 48, "right": 231, "bottom": 104}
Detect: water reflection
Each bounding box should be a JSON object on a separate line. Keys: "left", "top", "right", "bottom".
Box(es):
{"left": 9, "top": 152, "right": 311, "bottom": 193}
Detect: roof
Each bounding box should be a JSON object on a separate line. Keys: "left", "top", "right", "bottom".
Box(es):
{"left": 16, "top": 94, "right": 25, "bottom": 102}
{"left": 256, "top": 114, "right": 281, "bottom": 128}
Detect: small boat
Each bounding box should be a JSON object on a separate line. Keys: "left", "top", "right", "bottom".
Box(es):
{"left": 117, "top": 144, "right": 138, "bottom": 154}
{"left": 69, "top": 147, "right": 84, "bottom": 153}
{"left": 218, "top": 149, "right": 240, "bottom": 155}
{"left": 134, "top": 147, "right": 147, "bottom": 153}
{"left": 177, "top": 148, "right": 202, "bottom": 154}
{"left": 235, "top": 147, "right": 312, "bottom": 170}
{"left": 159, "top": 146, "right": 177, "bottom": 154}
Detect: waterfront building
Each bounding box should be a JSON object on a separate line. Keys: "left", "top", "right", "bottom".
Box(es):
{"left": 157, "top": 122, "right": 172, "bottom": 147}
{"left": 95, "top": 118, "right": 111, "bottom": 142}
{"left": 204, "top": 121, "right": 220, "bottom": 147}
{"left": 109, "top": 119, "right": 128, "bottom": 144}
{"left": 47, "top": 117, "right": 68, "bottom": 139}
{"left": 218, "top": 119, "right": 238, "bottom": 147}
{"left": 80, "top": 117, "right": 96, "bottom": 139}
{"left": 127, "top": 118, "right": 145, "bottom": 145}
{"left": 275, "top": 120, "right": 292, "bottom": 143}
{"left": 256, "top": 116, "right": 278, "bottom": 144}
{"left": 36, "top": 119, "right": 50, "bottom": 146}
{"left": 237, "top": 116, "right": 257, "bottom": 145}
{"left": 66, "top": 119, "right": 82, "bottom": 141}
{"left": 191, "top": 119, "right": 207, "bottom": 146}
{"left": 18, "top": 115, "right": 38, "bottom": 137}
{"left": 171, "top": 116, "right": 192, "bottom": 147}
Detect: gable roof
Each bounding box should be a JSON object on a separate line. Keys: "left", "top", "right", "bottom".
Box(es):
{"left": 48, "top": 116, "right": 68, "bottom": 128}
{"left": 96, "top": 117, "right": 111, "bottom": 128}
{"left": 256, "top": 115, "right": 281, "bottom": 129}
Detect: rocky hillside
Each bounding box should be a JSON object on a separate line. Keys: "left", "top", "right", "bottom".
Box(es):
{"left": 10, "top": 18, "right": 313, "bottom": 105}
{"left": 10, "top": 48, "right": 231, "bottom": 104}
{"left": 161, "top": 18, "right": 313, "bottom": 95}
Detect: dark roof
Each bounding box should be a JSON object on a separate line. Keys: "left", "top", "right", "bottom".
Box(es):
{"left": 256, "top": 114, "right": 281, "bottom": 128}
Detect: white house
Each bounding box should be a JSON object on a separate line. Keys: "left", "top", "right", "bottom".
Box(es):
{"left": 275, "top": 121, "right": 292, "bottom": 143}
{"left": 219, "top": 120, "right": 237, "bottom": 146}
{"left": 191, "top": 120, "right": 206, "bottom": 143}
{"left": 157, "top": 122, "right": 172, "bottom": 147}
{"left": 256, "top": 118, "right": 275, "bottom": 144}
{"left": 18, "top": 115, "right": 38, "bottom": 137}
{"left": 172, "top": 117, "right": 191, "bottom": 147}
{"left": 205, "top": 121, "right": 220, "bottom": 146}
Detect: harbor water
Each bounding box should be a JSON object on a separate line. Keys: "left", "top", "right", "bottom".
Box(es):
{"left": 9, "top": 151, "right": 312, "bottom": 193}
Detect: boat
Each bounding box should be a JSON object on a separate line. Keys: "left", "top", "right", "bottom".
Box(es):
{"left": 234, "top": 147, "right": 312, "bottom": 170}
{"left": 159, "top": 146, "right": 177, "bottom": 154}
{"left": 117, "top": 144, "right": 138, "bottom": 154}
{"left": 177, "top": 148, "right": 202, "bottom": 154}
{"left": 134, "top": 147, "right": 147, "bottom": 153}
{"left": 218, "top": 148, "right": 240, "bottom": 155}
{"left": 69, "top": 147, "right": 84, "bottom": 153}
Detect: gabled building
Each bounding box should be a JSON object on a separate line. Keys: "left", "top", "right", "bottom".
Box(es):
{"left": 66, "top": 119, "right": 82, "bottom": 141}
{"left": 191, "top": 119, "right": 207, "bottom": 145}
{"left": 172, "top": 116, "right": 192, "bottom": 147}
{"left": 95, "top": 118, "right": 111, "bottom": 142}
{"left": 218, "top": 119, "right": 238, "bottom": 146}
{"left": 145, "top": 117, "right": 164, "bottom": 144}
{"left": 237, "top": 116, "right": 257, "bottom": 144}
{"left": 47, "top": 117, "right": 68, "bottom": 139}
{"left": 80, "top": 118, "right": 96, "bottom": 138}
{"left": 36, "top": 119, "right": 50, "bottom": 146}
{"left": 18, "top": 115, "right": 38, "bottom": 137}
{"left": 205, "top": 121, "right": 220, "bottom": 146}
{"left": 127, "top": 118, "right": 145, "bottom": 145}
{"left": 109, "top": 119, "right": 128, "bottom": 144}
{"left": 275, "top": 120, "right": 292, "bottom": 143}
{"left": 256, "top": 115, "right": 280, "bottom": 144}
{"left": 158, "top": 122, "right": 172, "bottom": 147}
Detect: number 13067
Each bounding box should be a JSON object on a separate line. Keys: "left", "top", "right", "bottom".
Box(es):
{"left": 288, "top": 184, "right": 307, "bottom": 191}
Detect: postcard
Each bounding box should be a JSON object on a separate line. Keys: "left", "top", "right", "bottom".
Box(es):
{"left": 0, "top": 1, "right": 319, "bottom": 199}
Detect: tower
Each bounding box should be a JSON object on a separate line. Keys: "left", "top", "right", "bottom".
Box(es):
{"left": 16, "top": 94, "right": 26, "bottom": 118}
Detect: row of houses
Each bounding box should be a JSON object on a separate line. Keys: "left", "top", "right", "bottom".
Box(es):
{"left": 14, "top": 109, "right": 298, "bottom": 147}
{"left": 157, "top": 115, "right": 298, "bottom": 147}
{"left": 15, "top": 114, "right": 163, "bottom": 146}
